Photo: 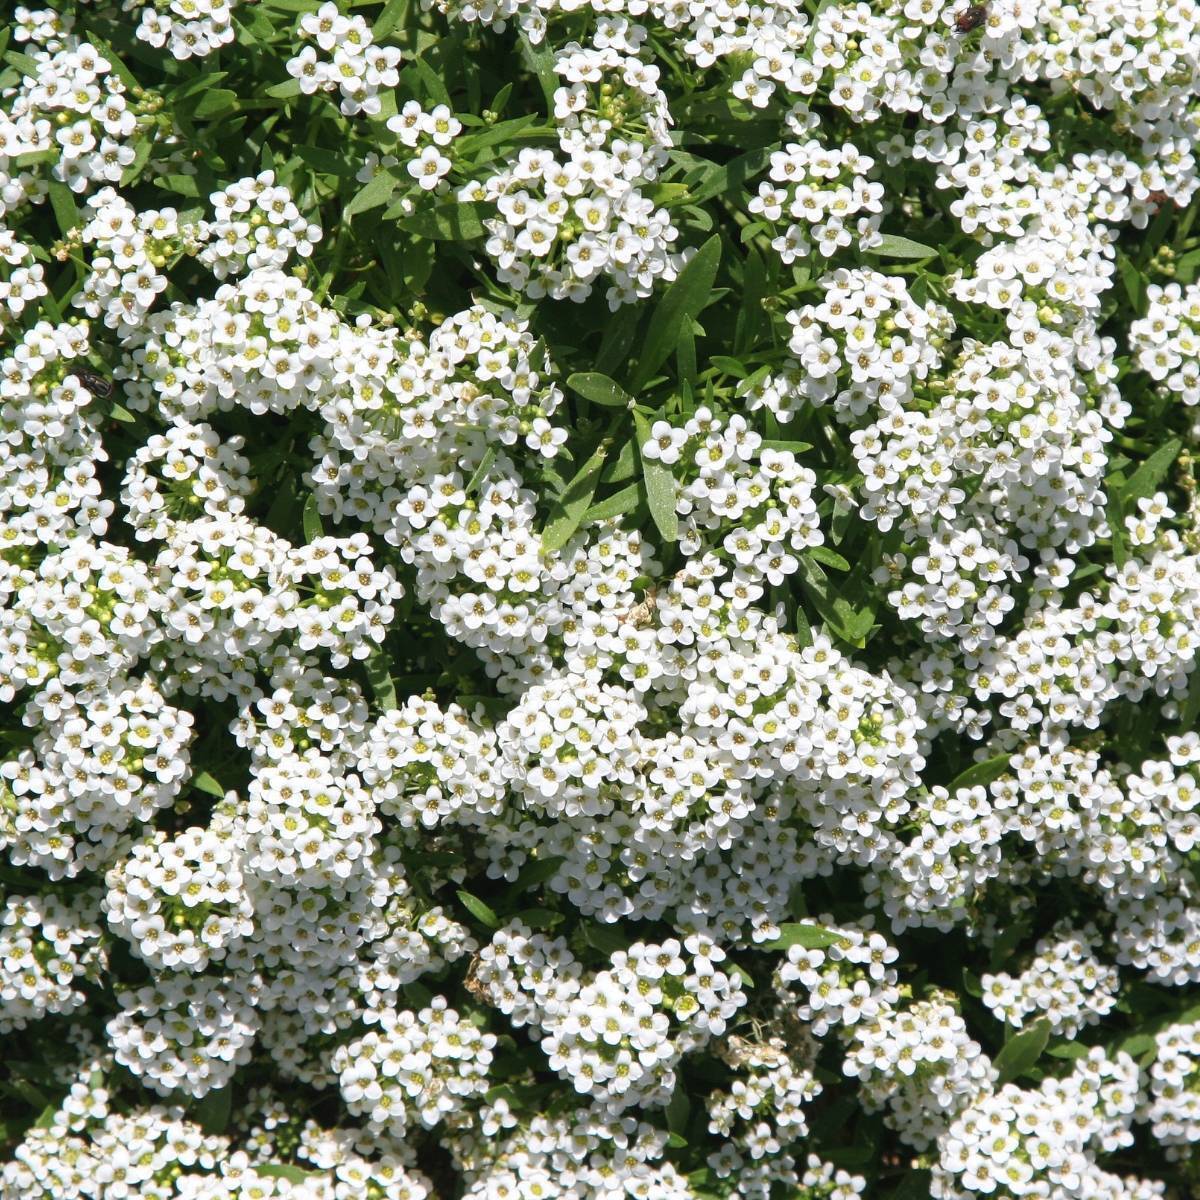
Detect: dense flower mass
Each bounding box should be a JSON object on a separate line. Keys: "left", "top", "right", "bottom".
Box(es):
{"left": 2, "top": 0, "right": 1200, "bottom": 1197}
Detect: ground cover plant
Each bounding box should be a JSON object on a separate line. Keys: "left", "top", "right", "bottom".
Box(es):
{"left": 2, "top": 0, "right": 1200, "bottom": 1196}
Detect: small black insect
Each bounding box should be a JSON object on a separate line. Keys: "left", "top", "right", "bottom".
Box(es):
{"left": 73, "top": 368, "right": 114, "bottom": 399}
{"left": 954, "top": 4, "right": 987, "bottom": 32}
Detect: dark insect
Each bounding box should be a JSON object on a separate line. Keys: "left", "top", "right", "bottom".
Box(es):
{"left": 954, "top": 4, "right": 987, "bottom": 32}
{"left": 73, "top": 368, "right": 114, "bottom": 399}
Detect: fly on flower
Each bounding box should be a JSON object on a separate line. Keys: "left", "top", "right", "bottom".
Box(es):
{"left": 73, "top": 369, "right": 114, "bottom": 399}
{"left": 953, "top": 4, "right": 988, "bottom": 32}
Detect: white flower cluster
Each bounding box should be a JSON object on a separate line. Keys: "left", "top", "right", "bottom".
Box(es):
{"left": 933, "top": 1050, "right": 1151, "bottom": 1200}
{"left": 748, "top": 127, "right": 885, "bottom": 262}
{"left": 474, "top": 923, "right": 746, "bottom": 1110}
{"left": 981, "top": 924, "right": 1120, "bottom": 1038}
{"left": 1131, "top": 281, "right": 1200, "bottom": 411}
{"left": 0, "top": 22, "right": 149, "bottom": 213}
{"left": 130, "top": 0, "right": 240, "bottom": 60}
{"left": 0, "top": 890, "right": 105, "bottom": 1032}
{"left": 4, "top": 0, "right": 1200, "bottom": 1193}
{"left": 1142, "top": 1020, "right": 1200, "bottom": 1156}
{"left": 287, "top": 1, "right": 403, "bottom": 117}
{"left": 332, "top": 996, "right": 496, "bottom": 1135}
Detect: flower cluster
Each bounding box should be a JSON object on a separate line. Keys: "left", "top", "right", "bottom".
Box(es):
{"left": 4, "top": 0, "right": 1200, "bottom": 1195}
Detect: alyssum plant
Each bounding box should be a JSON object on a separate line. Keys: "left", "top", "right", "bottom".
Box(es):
{"left": 2, "top": 0, "right": 1200, "bottom": 1197}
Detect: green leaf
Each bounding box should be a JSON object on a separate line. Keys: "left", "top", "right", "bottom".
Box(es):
{"left": 518, "top": 33, "right": 557, "bottom": 109}
{"left": 466, "top": 445, "right": 498, "bottom": 497}
{"left": 512, "top": 907, "right": 564, "bottom": 929}
{"left": 728, "top": 962, "right": 755, "bottom": 990}
{"left": 631, "top": 234, "right": 722, "bottom": 392}
{"left": 346, "top": 169, "right": 401, "bottom": 219}
{"left": 191, "top": 89, "right": 238, "bottom": 119}
{"left": 365, "top": 648, "right": 397, "bottom": 711}
{"left": 583, "top": 922, "right": 628, "bottom": 956}
{"left": 192, "top": 1087, "right": 232, "bottom": 1134}
{"left": 1116, "top": 251, "right": 1142, "bottom": 311}
{"left": 759, "top": 439, "right": 813, "bottom": 454}
{"left": 46, "top": 181, "right": 79, "bottom": 236}
{"left": 947, "top": 753, "right": 1011, "bottom": 794}
{"left": 302, "top": 494, "right": 324, "bottom": 543}
{"left": 109, "top": 403, "right": 137, "bottom": 425}
{"left": 513, "top": 855, "right": 566, "bottom": 893}
{"left": 4, "top": 49, "right": 42, "bottom": 78}
{"left": 567, "top": 372, "right": 634, "bottom": 409}
{"left": 265, "top": 79, "right": 303, "bottom": 99}
{"left": 993, "top": 1019, "right": 1051, "bottom": 1084}
{"left": 1180, "top": 664, "right": 1200, "bottom": 732}
{"left": 887, "top": 1169, "right": 933, "bottom": 1199}
{"left": 1046, "top": 1040, "right": 1089, "bottom": 1060}
{"left": 805, "top": 545, "right": 850, "bottom": 571}
{"left": 1123, "top": 438, "right": 1180, "bottom": 504}
{"left": 192, "top": 771, "right": 225, "bottom": 798}
{"left": 761, "top": 922, "right": 844, "bottom": 951}
{"left": 255, "top": 1165, "right": 323, "bottom": 1183}
{"left": 686, "top": 144, "right": 779, "bottom": 205}
{"left": 584, "top": 483, "right": 641, "bottom": 524}
{"left": 398, "top": 202, "right": 487, "bottom": 241}
{"left": 666, "top": 1081, "right": 690, "bottom": 1142}
{"left": 457, "top": 890, "right": 501, "bottom": 929}
{"left": 119, "top": 139, "right": 153, "bottom": 187}
{"left": 374, "top": 0, "right": 409, "bottom": 39}
{"left": 542, "top": 442, "right": 609, "bottom": 553}
{"left": 633, "top": 411, "right": 679, "bottom": 544}
{"left": 867, "top": 233, "right": 939, "bottom": 260}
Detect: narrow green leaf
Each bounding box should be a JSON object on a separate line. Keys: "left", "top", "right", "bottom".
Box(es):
{"left": 542, "top": 442, "right": 609, "bottom": 552}
{"left": 119, "top": 140, "right": 153, "bottom": 187}
{"left": 255, "top": 1165, "right": 323, "bottom": 1183}
{"left": 512, "top": 907, "right": 564, "bottom": 929}
{"left": 584, "top": 483, "right": 641, "bottom": 524}
{"left": 457, "top": 890, "right": 501, "bottom": 929}
{"left": 948, "top": 753, "right": 1011, "bottom": 794}
{"left": 365, "top": 648, "right": 397, "bottom": 711}
{"left": 1116, "top": 251, "right": 1142, "bottom": 311}
{"left": 993, "top": 1019, "right": 1051, "bottom": 1084}
{"left": 192, "top": 1087, "right": 232, "bottom": 1134}
{"left": 1046, "top": 1041, "right": 1089, "bottom": 1060}
{"left": 345, "top": 169, "right": 401, "bottom": 219}
{"left": 728, "top": 962, "right": 755, "bottom": 989}
{"left": 686, "top": 144, "right": 779, "bottom": 205}
{"left": 806, "top": 545, "right": 850, "bottom": 572}
{"left": 513, "top": 855, "right": 566, "bottom": 893}
{"left": 373, "top": 0, "right": 409, "bottom": 39}
{"left": 600, "top": 438, "right": 638, "bottom": 484}
{"left": 867, "top": 233, "right": 939, "bottom": 260}
{"left": 759, "top": 439, "right": 813, "bottom": 454}
{"left": 567, "top": 372, "right": 634, "bottom": 409}
{"left": 191, "top": 89, "right": 238, "bottom": 119}
{"left": 631, "top": 234, "right": 722, "bottom": 392}
{"left": 466, "top": 445, "right": 498, "bottom": 496}
{"left": 666, "top": 1082, "right": 690, "bottom": 1140}
{"left": 633, "top": 411, "right": 678, "bottom": 543}
{"left": 761, "top": 922, "right": 844, "bottom": 951}
{"left": 1123, "top": 438, "right": 1181, "bottom": 504}
{"left": 583, "top": 922, "right": 628, "bottom": 955}
{"left": 302, "top": 494, "right": 324, "bottom": 543}
{"left": 398, "top": 202, "right": 487, "bottom": 241}
{"left": 192, "top": 771, "right": 225, "bottom": 798}
{"left": 46, "top": 181, "right": 79, "bottom": 236}
{"left": 265, "top": 79, "right": 303, "bottom": 99}
{"left": 518, "top": 33, "right": 557, "bottom": 109}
